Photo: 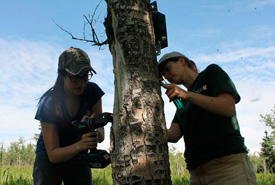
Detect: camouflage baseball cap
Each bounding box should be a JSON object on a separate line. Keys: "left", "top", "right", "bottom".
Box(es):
{"left": 58, "top": 47, "right": 96, "bottom": 75}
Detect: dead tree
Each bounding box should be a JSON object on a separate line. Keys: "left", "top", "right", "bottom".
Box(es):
{"left": 104, "top": 0, "right": 171, "bottom": 184}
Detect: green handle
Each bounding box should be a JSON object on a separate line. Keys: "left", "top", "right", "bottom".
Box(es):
{"left": 173, "top": 98, "right": 184, "bottom": 110}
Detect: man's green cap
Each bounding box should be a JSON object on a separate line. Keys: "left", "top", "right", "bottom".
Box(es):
{"left": 158, "top": 51, "right": 188, "bottom": 66}
{"left": 58, "top": 47, "right": 96, "bottom": 75}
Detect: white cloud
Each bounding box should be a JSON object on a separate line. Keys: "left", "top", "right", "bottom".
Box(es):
{"left": 0, "top": 39, "right": 60, "bottom": 147}
{"left": 251, "top": 0, "right": 275, "bottom": 8}
{"left": 0, "top": 105, "right": 38, "bottom": 148}
{"left": 248, "top": 25, "right": 275, "bottom": 41}
{"left": 193, "top": 46, "right": 275, "bottom": 65}
{"left": 0, "top": 39, "right": 61, "bottom": 107}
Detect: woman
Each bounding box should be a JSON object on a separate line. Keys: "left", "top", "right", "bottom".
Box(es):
{"left": 33, "top": 47, "right": 105, "bottom": 185}
{"left": 159, "top": 51, "right": 257, "bottom": 185}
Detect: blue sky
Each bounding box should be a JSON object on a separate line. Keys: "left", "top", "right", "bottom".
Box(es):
{"left": 0, "top": 0, "right": 275, "bottom": 154}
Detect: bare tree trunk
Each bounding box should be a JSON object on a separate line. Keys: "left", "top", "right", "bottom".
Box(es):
{"left": 104, "top": 0, "right": 171, "bottom": 184}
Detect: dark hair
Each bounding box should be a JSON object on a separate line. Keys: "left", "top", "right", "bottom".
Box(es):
{"left": 38, "top": 69, "right": 68, "bottom": 128}
{"left": 188, "top": 60, "right": 198, "bottom": 73}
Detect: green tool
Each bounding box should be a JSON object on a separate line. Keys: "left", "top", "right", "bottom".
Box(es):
{"left": 162, "top": 77, "right": 184, "bottom": 110}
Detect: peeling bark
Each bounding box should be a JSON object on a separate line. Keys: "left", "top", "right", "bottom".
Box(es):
{"left": 104, "top": 0, "right": 171, "bottom": 184}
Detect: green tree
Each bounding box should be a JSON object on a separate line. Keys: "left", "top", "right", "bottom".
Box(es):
{"left": 249, "top": 153, "right": 265, "bottom": 173}
{"left": 260, "top": 105, "right": 275, "bottom": 173}
{"left": 4, "top": 137, "right": 35, "bottom": 166}
{"left": 0, "top": 143, "right": 5, "bottom": 165}
{"left": 260, "top": 131, "right": 275, "bottom": 173}
{"left": 260, "top": 105, "right": 275, "bottom": 140}
{"left": 169, "top": 146, "right": 187, "bottom": 175}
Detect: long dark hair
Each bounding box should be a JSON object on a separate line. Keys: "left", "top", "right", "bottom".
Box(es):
{"left": 38, "top": 69, "right": 68, "bottom": 128}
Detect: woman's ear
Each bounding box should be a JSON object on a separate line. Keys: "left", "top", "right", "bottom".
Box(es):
{"left": 179, "top": 57, "right": 185, "bottom": 66}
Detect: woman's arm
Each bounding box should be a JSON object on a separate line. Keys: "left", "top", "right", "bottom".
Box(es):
{"left": 42, "top": 122, "right": 97, "bottom": 163}
{"left": 185, "top": 91, "right": 236, "bottom": 117}
{"left": 161, "top": 82, "right": 236, "bottom": 118}
{"left": 167, "top": 123, "right": 182, "bottom": 143}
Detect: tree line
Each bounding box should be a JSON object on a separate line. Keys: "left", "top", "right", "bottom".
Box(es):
{"left": 1, "top": 105, "right": 275, "bottom": 174}
{"left": 259, "top": 105, "right": 275, "bottom": 173}
{"left": 0, "top": 137, "right": 35, "bottom": 166}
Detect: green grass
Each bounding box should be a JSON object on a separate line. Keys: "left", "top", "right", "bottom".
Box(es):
{"left": 256, "top": 173, "right": 275, "bottom": 185}
{"left": 1, "top": 166, "right": 275, "bottom": 185}
{"left": 171, "top": 173, "right": 190, "bottom": 185}
{"left": 92, "top": 166, "right": 112, "bottom": 185}
{"left": 0, "top": 166, "right": 33, "bottom": 185}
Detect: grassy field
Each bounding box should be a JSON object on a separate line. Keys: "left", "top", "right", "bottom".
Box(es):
{"left": 1, "top": 165, "right": 275, "bottom": 185}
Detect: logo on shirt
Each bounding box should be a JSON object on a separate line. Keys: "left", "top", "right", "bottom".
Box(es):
{"left": 194, "top": 85, "right": 207, "bottom": 93}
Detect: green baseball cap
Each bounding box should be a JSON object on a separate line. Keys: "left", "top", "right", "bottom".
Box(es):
{"left": 58, "top": 47, "right": 96, "bottom": 75}
{"left": 158, "top": 51, "right": 188, "bottom": 66}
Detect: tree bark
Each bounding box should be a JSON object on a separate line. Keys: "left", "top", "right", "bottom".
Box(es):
{"left": 104, "top": 0, "right": 172, "bottom": 184}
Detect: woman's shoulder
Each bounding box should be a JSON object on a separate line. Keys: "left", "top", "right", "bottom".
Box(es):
{"left": 202, "top": 64, "right": 226, "bottom": 76}
{"left": 204, "top": 64, "right": 222, "bottom": 71}
{"left": 35, "top": 90, "right": 55, "bottom": 121}
{"left": 83, "top": 82, "right": 105, "bottom": 107}
{"left": 38, "top": 90, "right": 54, "bottom": 108}
{"left": 85, "top": 81, "right": 102, "bottom": 90}
{"left": 84, "top": 82, "right": 104, "bottom": 97}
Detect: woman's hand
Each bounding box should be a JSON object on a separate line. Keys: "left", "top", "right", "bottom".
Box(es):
{"left": 160, "top": 80, "right": 189, "bottom": 101}
{"left": 42, "top": 122, "right": 98, "bottom": 163}
{"left": 75, "top": 114, "right": 99, "bottom": 150}
{"left": 81, "top": 114, "right": 90, "bottom": 122}
{"left": 80, "top": 112, "right": 104, "bottom": 143}
{"left": 76, "top": 131, "right": 98, "bottom": 151}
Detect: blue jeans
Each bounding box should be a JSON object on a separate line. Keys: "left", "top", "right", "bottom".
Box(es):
{"left": 189, "top": 153, "right": 257, "bottom": 185}
{"left": 33, "top": 155, "right": 92, "bottom": 185}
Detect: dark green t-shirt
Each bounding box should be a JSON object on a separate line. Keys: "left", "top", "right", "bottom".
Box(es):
{"left": 172, "top": 64, "right": 247, "bottom": 169}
